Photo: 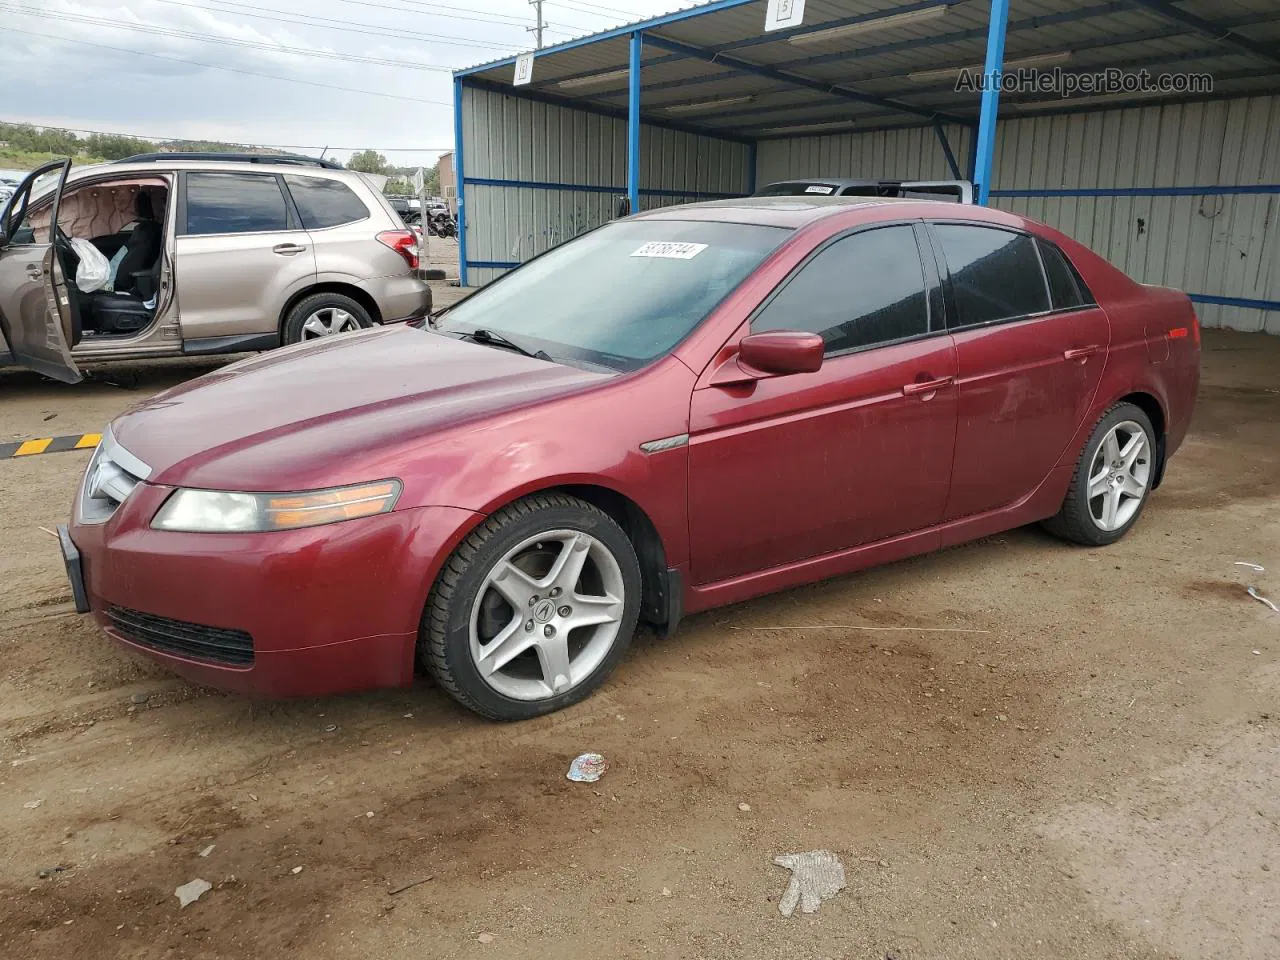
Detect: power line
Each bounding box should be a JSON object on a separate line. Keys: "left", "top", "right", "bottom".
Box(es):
{"left": 2, "top": 3, "right": 511, "bottom": 59}
{"left": 8, "top": 27, "right": 455, "bottom": 105}
{"left": 546, "top": 0, "right": 642, "bottom": 21}
{"left": 149, "top": 0, "right": 530, "bottom": 48}
{"left": 1, "top": 6, "right": 489, "bottom": 71}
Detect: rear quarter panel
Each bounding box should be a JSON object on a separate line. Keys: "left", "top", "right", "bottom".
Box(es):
{"left": 1045, "top": 226, "right": 1199, "bottom": 465}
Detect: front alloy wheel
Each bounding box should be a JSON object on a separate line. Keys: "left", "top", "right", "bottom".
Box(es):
{"left": 470, "top": 530, "right": 626, "bottom": 701}
{"left": 421, "top": 493, "right": 642, "bottom": 721}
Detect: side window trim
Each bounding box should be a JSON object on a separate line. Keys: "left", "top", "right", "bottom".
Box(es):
{"left": 747, "top": 219, "right": 946, "bottom": 359}
{"left": 927, "top": 220, "right": 1058, "bottom": 332}
{"left": 1037, "top": 236, "right": 1098, "bottom": 310}
{"left": 177, "top": 170, "right": 299, "bottom": 238}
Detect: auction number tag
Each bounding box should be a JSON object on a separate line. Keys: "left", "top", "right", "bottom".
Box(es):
{"left": 631, "top": 241, "right": 708, "bottom": 260}
{"left": 805, "top": 184, "right": 836, "bottom": 194}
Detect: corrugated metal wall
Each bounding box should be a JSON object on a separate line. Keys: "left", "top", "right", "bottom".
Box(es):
{"left": 755, "top": 97, "right": 1280, "bottom": 334}
{"left": 461, "top": 84, "right": 751, "bottom": 287}
{"left": 991, "top": 97, "right": 1280, "bottom": 335}
{"left": 755, "top": 124, "right": 974, "bottom": 185}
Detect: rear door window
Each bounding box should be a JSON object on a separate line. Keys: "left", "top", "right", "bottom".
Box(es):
{"left": 284, "top": 176, "right": 370, "bottom": 229}
{"left": 184, "top": 173, "right": 289, "bottom": 236}
{"left": 752, "top": 224, "right": 932, "bottom": 354}
{"left": 1037, "top": 238, "right": 1094, "bottom": 310}
{"left": 933, "top": 224, "right": 1050, "bottom": 328}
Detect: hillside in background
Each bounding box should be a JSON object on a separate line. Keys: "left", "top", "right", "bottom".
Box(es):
{"left": 0, "top": 123, "right": 434, "bottom": 194}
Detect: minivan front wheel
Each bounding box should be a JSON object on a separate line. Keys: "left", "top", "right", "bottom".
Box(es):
{"left": 283, "top": 292, "right": 372, "bottom": 344}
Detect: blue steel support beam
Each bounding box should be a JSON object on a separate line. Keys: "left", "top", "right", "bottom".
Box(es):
{"left": 934, "top": 122, "right": 962, "bottom": 180}
{"left": 641, "top": 32, "right": 967, "bottom": 125}
{"left": 453, "top": 75, "right": 468, "bottom": 288}
{"left": 973, "top": 0, "right": 1010, "bottom": 205}
{"left": 628, "top": 31, "right": 642, "bottom": 215}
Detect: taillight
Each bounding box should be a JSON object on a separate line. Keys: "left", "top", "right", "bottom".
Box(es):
{"left": 377, "top": 230, "right": 419, "bottom": 270}
{"left": 1190, "top": 309, "right": 1201, "bottom": 346}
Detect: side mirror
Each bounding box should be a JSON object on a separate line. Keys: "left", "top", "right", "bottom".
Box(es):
{"left": 738, "top": 330, "right": 824, "bottom": 376}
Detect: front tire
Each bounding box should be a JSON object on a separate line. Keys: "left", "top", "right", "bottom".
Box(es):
{"left": 1043, "top": 402, "right": 1157, "bottom": 546}
{"left": 420, "top": 494, "right": 642, "bottom": 721}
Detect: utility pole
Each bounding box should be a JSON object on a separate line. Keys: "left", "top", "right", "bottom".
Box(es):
{"left": 528, "top": 0, "right": 544, "bottom": 48}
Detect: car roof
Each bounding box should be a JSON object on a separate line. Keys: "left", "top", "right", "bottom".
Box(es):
{"left": 632, "top": 195, "right": 997, "bottom": 229}
{"left": 65, "top": 160, "right": 367, "bottom": 181}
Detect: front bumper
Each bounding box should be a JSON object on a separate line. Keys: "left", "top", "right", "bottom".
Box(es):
{"left": 67, "top": 485, "right": 479, "bottom": 697}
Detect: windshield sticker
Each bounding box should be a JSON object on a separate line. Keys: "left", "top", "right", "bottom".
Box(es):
{"left": 630, "top": 241, "right": 708, "bottom": 260}
{"left": 805, "top": 185, "right": 836, "bottom": 195}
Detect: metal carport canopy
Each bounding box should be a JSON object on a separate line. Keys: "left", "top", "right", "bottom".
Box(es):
{"left": 453, "top": 0, "right": 1280, "bottom": 275}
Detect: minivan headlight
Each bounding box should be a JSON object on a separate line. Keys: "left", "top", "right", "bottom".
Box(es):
{"left": 152, "top": 480, "right": 401, "bottom": 533}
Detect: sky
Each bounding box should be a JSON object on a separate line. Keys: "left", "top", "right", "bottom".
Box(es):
{"left": 1, "top": 0, "right": 698, "bottom": 167}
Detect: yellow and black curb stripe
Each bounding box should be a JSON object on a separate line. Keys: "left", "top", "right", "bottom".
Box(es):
{"left": 1, "top": 433, "right": 101, "bottom": 459}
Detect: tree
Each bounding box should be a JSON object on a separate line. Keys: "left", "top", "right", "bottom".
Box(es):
{"left": 346, "top": 149, "right": 390, "bottom": 174}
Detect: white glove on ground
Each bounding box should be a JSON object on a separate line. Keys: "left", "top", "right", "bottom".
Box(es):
{"left": 773, "top": 849, "right": 846, "bottom": 917}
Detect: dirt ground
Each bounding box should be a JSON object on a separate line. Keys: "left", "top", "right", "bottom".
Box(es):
{"left": 0, "top": 327, "right": 1276, "bottom": 960}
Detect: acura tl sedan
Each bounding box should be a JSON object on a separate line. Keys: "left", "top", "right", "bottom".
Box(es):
{"left": 56, "top": 196, "right": 1201, "bottom": 721}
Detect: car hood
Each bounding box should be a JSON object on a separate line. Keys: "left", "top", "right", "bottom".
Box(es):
{"left": 111, "top": 325, "right": 614, "bottom": 490}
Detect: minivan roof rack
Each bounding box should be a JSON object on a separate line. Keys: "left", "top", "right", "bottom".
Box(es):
{"left": 114, "top": 152, "right": 346, "bottom": 170}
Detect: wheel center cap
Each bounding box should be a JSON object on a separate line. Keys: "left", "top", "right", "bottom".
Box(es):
{"left": 533, "top": 599, "right": 556, "bottom": 624}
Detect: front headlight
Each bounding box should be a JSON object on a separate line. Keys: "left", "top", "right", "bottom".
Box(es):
{"left": 151, "top": 480, "right": 401, "bottom": 533}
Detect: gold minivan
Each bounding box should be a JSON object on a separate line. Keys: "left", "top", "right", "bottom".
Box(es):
{"left": 0, "top": 153, "right": 436, "bottom": 383}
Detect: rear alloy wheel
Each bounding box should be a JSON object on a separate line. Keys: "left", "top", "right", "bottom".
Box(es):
{"left": 283, "top": 293, "right": 372, "bottom": 345}
{"left": 1044, "top": 402, "right": 1157, "bottom": 546}
{"left": 421, "top": 494, "right": 642, "bottom": 720}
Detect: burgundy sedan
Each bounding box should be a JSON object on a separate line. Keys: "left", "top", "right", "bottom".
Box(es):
{"left": 57, "top": 197, "right": 1200, "bottom": 720}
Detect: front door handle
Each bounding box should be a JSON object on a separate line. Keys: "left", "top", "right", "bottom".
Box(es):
{"left": 1064, "top": 345, "right": 1100, "bottom": 361}
{"left": 273, "top": 243, "right": 307, "bottom": 256}
{"left": 903, "top": 376, "right": 954, "bottom": 397}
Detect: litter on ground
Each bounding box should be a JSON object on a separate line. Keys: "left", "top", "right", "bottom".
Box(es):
{"left": 174, "top": 879, "right": 212, "bottom": 908}
{"left": 773, "top": 850, "right": 847, "bottom": 917}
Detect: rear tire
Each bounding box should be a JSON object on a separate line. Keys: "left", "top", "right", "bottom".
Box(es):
{"left": 420, "top": 494, "right": 642, "bottom": 721}
{"left": 1043, "top": 402, "right": 1157, "bottom": 546}
{"left": 282, "top": 292, "right": 372, "bottom": 345}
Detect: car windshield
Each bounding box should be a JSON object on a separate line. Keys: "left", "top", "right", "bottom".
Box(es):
{"left": 436, "top": 219, "right": 790, "bottom": 372}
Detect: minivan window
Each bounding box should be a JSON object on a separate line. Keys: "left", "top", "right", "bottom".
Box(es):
{"left": 753, "top": 225, "right": 930, "bottom": 354}
{"left": 934, "top": 224, "right": 1050, "bottom": 327}
{"left": 185, "top": 173, "right": 289, "bottom": 235}
{"left": 284, "top": 176, "right": 370, "bottom": 229}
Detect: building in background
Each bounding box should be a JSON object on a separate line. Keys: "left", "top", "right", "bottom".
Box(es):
{"left": 437, "top": 151, "right": 455, "bottom": 206}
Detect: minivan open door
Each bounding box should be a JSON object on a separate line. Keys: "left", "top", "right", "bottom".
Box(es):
{"left": 0, "top": 158, "right": 83, "bottom": 383}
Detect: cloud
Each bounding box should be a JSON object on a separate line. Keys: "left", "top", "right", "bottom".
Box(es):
{"left": 0, "top": 0, "right": 695, "bottom": 165}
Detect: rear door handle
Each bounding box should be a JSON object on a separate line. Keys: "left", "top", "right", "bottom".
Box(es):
{"left": 1064, "top": 345, "right": 1100, "bottom": 361}
{"left": 273, "top": 243, "right": 307, "bottom": 256}
{"left": 903, "top": 376, "right": 954, "bottom": 397}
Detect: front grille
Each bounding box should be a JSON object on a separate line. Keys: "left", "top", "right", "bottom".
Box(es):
{"left": 106, "top": 606, "right": 255, "bottom": 666}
